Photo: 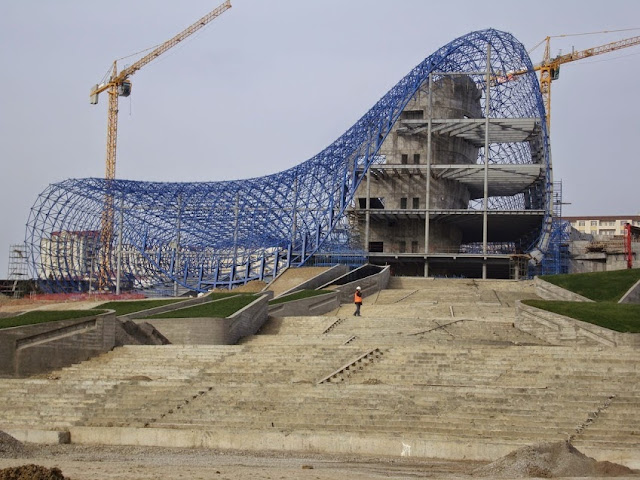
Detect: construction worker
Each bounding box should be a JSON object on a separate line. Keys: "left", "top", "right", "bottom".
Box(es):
{"left": 353, "top": 286, "right": 363, "bottom": 316}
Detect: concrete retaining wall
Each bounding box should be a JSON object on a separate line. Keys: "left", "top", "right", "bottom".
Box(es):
{"left": 275, "top": 264, "right": 349, "bottom": 298}
{"left": 136, "top": 294, "right": 270, "bottom": 345}
{"left": 268, "top": 291, "right": 339, "bottom": 317}
{"left": 534, "top": 276, "right": 594, "bottom": 302}
{"left": 515, "top": 301, "right": 640, "bottom": 347}
{"left": 320, "top": 264, "right": 391, "bottom": 305}
{"left": 0, "top": 311, "right": 117, "bottom": 377}
{"left": 66, "top": 425, "right": 639, "bottom": 469}
{"left": 66, "top": 426, "right": 516, "bottom": 462}
{"left": 619, "top": 279, "right": 640, "bottom": 304}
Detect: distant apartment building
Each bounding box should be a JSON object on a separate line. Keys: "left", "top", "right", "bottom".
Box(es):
{"left": 564, "top": 215, "right": 640, "bottom": 237}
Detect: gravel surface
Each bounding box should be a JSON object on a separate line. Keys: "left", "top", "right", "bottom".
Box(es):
{"left": 0, "top": 440, "right": 483, "bottom": 480}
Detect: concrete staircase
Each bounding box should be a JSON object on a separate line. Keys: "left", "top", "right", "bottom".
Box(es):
{"left": 0, "top": 278, "right": 638, "bottom": 467}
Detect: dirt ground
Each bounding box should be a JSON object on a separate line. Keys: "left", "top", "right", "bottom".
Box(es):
{"left": 0, "top": 443, "right": 483, "bottom": 480}
{"left": 1, "top": 439, "right": 638, "bottom": 480}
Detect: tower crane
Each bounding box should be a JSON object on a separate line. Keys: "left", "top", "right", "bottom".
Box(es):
{"left": 89, "top": 0, "right": 231, "bottom": 289}
{"left": 528, "top": 33, "right": 640, "bottom": 132}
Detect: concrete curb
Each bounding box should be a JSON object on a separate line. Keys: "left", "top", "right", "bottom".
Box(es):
{"left": 4, "top": 428, "right": 70, "bottom": 445}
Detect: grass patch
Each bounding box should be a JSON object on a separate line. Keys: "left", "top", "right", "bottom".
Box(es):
{"left": 539, "top": 269, "right": 640, "bottom": 302}
{"left": 269, "top": 289, "right": 333, "bottom": 305}
{"left": 523, "top": 299, "right": 640, "bottom": 333}
{"left": 0, "top": 310, "right": 108, "bottom": 330}
{"left": 93, "top": 299, "right": 184, "bottom": 316}
{"left": 145, "top": 294, "right": 258, "bottom": 319}
{"left": 93, "top": 292, "right": 237, "bottom": 316}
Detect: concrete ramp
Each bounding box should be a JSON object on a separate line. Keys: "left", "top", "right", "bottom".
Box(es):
{"left": 265, "top": 266, "right": 331, "bottom": 298}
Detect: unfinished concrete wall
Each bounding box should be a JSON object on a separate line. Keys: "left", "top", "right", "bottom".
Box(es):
{"left": 0, "top": 311, "right": 117, "bottom": 377}
{"left": 357, "top": 75, "right": 482, "bottom": 255}
{"left": 569, "top": 239, "right": 640, "bottom": 273}
{"left": 619, "top": 279, "right": 640, "bottom": 304}
{"left": 516, "top": 300, "right": 640, "bottom": 347}
{"left": 321, "top": 265, "right": 391, "bottom": 304}
{"left": 137, "top": 294, "right": 270, "bottom": 345}
{"left": 274, "top": 264, "right": 348, "bottom": 298}
{"left": 268, "top": 291, "right": 340, "bottom": 317}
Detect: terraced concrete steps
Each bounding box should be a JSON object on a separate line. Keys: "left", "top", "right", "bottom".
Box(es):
{"left": 0, "top": 278, "right": 638, "bottom": 469}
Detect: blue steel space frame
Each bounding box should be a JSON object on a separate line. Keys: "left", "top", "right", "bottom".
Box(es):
{"left": 26, "top": 29, "right": 552, "bottom": 293}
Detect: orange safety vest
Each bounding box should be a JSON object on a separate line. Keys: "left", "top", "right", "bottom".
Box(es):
{"left": 354, "top": 291, "right": 362, "bottom": 304}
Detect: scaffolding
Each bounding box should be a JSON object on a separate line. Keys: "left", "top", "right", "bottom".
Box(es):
{"left": 1, "top": 244, "right": 31, "bottom": 298}
{"left": 7, "top": 244, "right": 29, "bottom": 280}
{"left": 537, "top": 181, "right": 570, "bottom": 275}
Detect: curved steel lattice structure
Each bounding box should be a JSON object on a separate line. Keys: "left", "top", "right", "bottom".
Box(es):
{"left": 26, "top": 29, "right": 551, "bottom": 293}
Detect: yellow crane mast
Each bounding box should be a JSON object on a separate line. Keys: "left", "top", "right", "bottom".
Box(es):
{"left": 89, "top": 0, "right": 231, "bottom": 289}
{"left": 531, "top": 33, "right": 640, "bottom": 132}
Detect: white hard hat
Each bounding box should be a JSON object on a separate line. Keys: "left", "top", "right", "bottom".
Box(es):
{"left": 356, "top": 286, "right": 361, "bottom": 290}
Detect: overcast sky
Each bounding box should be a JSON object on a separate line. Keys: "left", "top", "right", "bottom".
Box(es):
{"left": 1, "top": 0, "right": 638, "bottom": 277}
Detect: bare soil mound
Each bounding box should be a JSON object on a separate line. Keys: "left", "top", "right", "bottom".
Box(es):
{"left": 0, "top": 431, "right": 25, "bottom": 458}
{"left": 473, "top": 441, "right": 637, "bottom": 477}
{"left": 0, "top": 433, "right": 69, "bottom": 479}
{"left": 0, "top": 464, "right": 68, "bottom": 480}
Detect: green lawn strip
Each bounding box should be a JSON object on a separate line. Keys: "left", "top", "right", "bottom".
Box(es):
{"left": 92, "top": 292, "right": 237, "bottom": 316}
{"left": 0, "top": 310, "right": 109, "bottom": 330}
{"left": 92, "top": 299, "right": 184, "bottom": 316}
{"left": 522, "top": 299, "right": 640, "bottom": 333}
{"left": 269, "top": 289, "right": 333, "bottom": 305}
{"left": 144, "top": 294, "right": 258, "bottom": 319}
{"left": 539, "top": 269, "right": 640, "bottom": 302}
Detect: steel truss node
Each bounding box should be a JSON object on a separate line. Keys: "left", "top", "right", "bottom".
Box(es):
{"left": 25, "top": 29, "right": 551, "bottom": 293}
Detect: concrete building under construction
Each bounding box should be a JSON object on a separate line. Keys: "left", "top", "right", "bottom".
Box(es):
{"left": 351, "top": 73, "right": 547, "bottom": 279}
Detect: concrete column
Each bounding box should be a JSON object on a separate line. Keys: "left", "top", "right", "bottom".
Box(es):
{"left": 423, "top": 73, "right": 433, "bottom": 278}
{"left": 482, "top": 44, "right": 491, "bottom": 280}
